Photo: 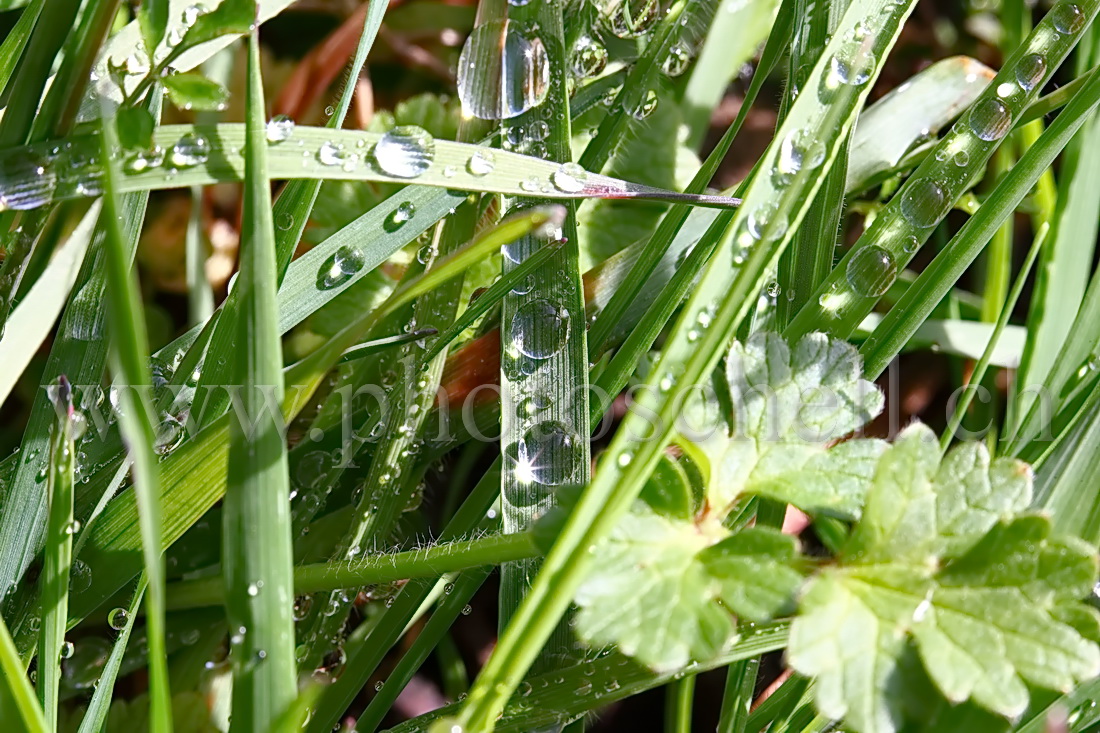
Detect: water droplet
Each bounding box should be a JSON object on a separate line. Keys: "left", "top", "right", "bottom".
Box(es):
{"left": 952, "top": 150, "right": 969, "bottom": 167}
{"left": 276, "top": 211, "right": 294, "bottom": 230}
{"left": 511, "top": 420, "right": 579, "bottom": 486}
{"left": 607, "top": 0, "right": 659, "bottom": 38}
{"left": 317, "top": 245, "right": 366, "bottom": 289}
{"left": 528, "top": 121, "right": 550, "bottom": 142}
{"left": 457, "top": 20, "right": 550, "bottom": 120}
{"left": 384, "top": 201, "right": 416, "bottom": 232}
{"left": 317, "top": 140, "right": 349, "bottom": 167}
{"left": 169, "top": 133, "right": 210, "bottom": 168}
{"left": 824, "top": 36, "right": 876, "bottom": 90}
{"left": 1051, "top": 3, "right": 1086, "bottom": 34}
{"left": 845, "top": 245, "right": 897, "bottom": 297}
{"left": 772, "top": 128, "right": 826, "bottom": 186}
{"left": 265, "top": 114, "right": 295, "bottom": 143}
{"left": 108, "top": 608, "right": 129, "bottom": 630}
{"left": 571, "top": 36, "right": 608, "bottom": 78}
{"left": 247, "top": 582, "right": 261, "bottom": 597}
{"left": 461, "top": 604, "right": 473, "bottom": 615}
{"left": 293, "top": 595, "right": 313, "bottom": 621}
{"left": 902, "top": 235, "right": 920, "bottom": 253}
{"left": 631, "top": 90, "right": 658, "bottom": 120}
{"left": 153, "top": 414, "right": 184, "bottom": 455}
{"left": 511, "top": 299, "right": 570, "bottom": 359}
{"left": 520, "top": 392, "right": 551, "bottom": 417}
{"left": 747, "top": 203, "right": 787, "bottom": 240}
{"left": 65, "top": 519, "right": 81, "bottom": 535}
{"left": 550, "top": 162, "right": 587, "bottom": 193}
{"left": 662, "top": 44, "right": 691, "bottom": 77}
{"left": 969, "top": 98, "right": 1012, "bottom": 142}
{"left": 466, "top": 150, "right": 495, "bottom": 176}
{"left": 69, "top": 560, "right": 92, "bottom": 593}
{"left": 124, "top": 146, "right": 164, "bottom": 174}
{"left": 900, "top": 177, "right": 949, "bottom": 228}
{"left": 374, "top": 126, "right": 435, "bottom": 178}
{"left": 60, "top": 640, "right": 74, "bottom": 659}
{"left": 1015, "top": 53, "right": 1047, "bottom": 92}
{"left": 0, "top": 152, "right": 57, "bottom": 211}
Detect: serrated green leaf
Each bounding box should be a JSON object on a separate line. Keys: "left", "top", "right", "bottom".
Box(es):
{"left": 573, "top": 504, "right": 800, "bottom": 672}
{"left": 789, "top": 426, "right": 1100, "bottom": 733}
{"left": 162, "top": 73, "right": 229, "bottom": 112}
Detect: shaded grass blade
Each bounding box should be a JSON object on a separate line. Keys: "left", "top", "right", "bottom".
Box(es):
{"left": 221, "top": 32, "right": 297, "bottom": 730}
{"left": 0, "top": 614, "right": 45, "bottom": 732}
{"left": 75, "top": 577, "right": 146, "bottom": 733}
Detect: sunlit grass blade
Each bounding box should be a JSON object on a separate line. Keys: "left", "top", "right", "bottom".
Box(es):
{"left": 0, "top": 615, "right": 45, "bottom": 733}
{"left": 858, "top": 66, "right": 1100, "bottom": 379}
{"left": 221, "top": 32, "right": 297, "bottom": 730}
{"left": 785, "top": 0, "right": 1100, "bottom": 342}
{"left": 457, "top": 2, "right": 916, "bottom": 728}
{"left": 36, "top": 376, "right": 76, "bottom": 727}
{"left": 75, "top": 577, "right": 146, "bottom": 733}
{"left": 98, "top": 103, "right": 172, "bottom": 732}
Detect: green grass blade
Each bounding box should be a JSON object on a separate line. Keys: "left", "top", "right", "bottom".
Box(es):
{"left": 221, "top": 32, "right": 297, "bottom": 730}
{"left": 458, "top": 2, "right": 916, "bottom": 728}
{"left": 0, "top": 0, "right": 42, "bottom": 94}
{"left": 36, "top": 376, "right": 76, "bottom": 727}
{"left": 0, "top": 615, "right": 45, "bottom": 733}
{"left": 785, "top": 0, "right": 1100, "bottom": 342}
{"left": 858, "top": 66, "right": 1100, "bottom": 379}
{"left": 99, "top": 104, "right": 172, "bottom": 733}
{"left": 75, "top": 577, "right": 146, "bottom": 733}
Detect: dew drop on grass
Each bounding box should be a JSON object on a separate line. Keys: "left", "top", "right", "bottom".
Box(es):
{"left": 59, "top": 640, "right": 74, "bottom": 660}
{"left": 1051, "top": 2, "right": 1086, "bottom": 34}
{"left": 153, "top": 414, "right": 184, "bottom": 455}
{"left": 900, "top": 177, "right": 949, "bottom": 228}
{"left": 571, "top": 36, "right": 608, "bottom": 78}
{"left": 747, "top": 203, "right": 787, "bottom": 240}
{"left": 1015, "top": 54, "right": 1047, "bottom": 92}
{"left": 466, "top": 150, "right": 495, "bottom": 176}
{"left": 512, "top": 420, "right": 580, "bottom": 486}
{"left": 457, "top": 20, "right": 549, "bottom": 120}
{"left": 662, "top": 44, "right": 691, "bottom": 77}
{"left": 511, "top": 299, "right": 570, "bottom": 359}
{"left": 772, "top": 128, "right": 826, "bottom": 186}
{"left": 124, "top": 146, "right": 164, "bottom": 174}
{"left": 374, "top": 126, "right": 435, "bottom": 178}
{"left": 276, "top": 211, "right": 294, "bottom": 230}
{"left": 823, "top": 35, "right": 876, "bottom": 92}
{"left": 265, "top": 114, "right": 295, "bottom": 143}
{"left": 317, "top": 245, "right": 366, "bottom": 289}
{"left": 384, "top": 201, "right": 416, "bottom": 232}
{"left": 607, "top": 0, "right": 659, "bottom": 38}
{"left": 631, "top": 90, "right": 658, "bottom": 120}
{"left": 969, "top": 98, "right": 1012, "bottom": 142}
{"left": 845, "top": 245, "right": 897, "bottom": 298}
{"left": 169, "top": 133, "right": 210, "bottom": 168}
{"left": 520, "top": 392, "right": 551, "bottom": 417}
{"left": 108, "top": 608, "right": 129, "bottom": 630}
{"left": 69, "top": 560, "right": 92, "bottom": 593}
{"left": 317, "top": 140, "right": 348, "bottom": 167}
{"left": 550, "top": 162, "right": 587, "bottom": 193}
{"left": 0, "top": 151, "right": 57, "bottom": 211}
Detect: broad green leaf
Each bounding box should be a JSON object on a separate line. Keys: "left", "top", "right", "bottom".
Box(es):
{"left": 573, "top": 503, "right": 800, "bottom": 672}
{"left": 162, "top": 73, "right": 229, "bottom": 112}
{"left": 789, "top": 425, "right": 1099, "bottom": 733}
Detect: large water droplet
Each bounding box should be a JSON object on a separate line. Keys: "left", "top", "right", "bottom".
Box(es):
{"left": 0, "top": 152, "right": 57, "bottom": 211}
{"left": 1015, "top": 53, "right": 1047, "bottom": 92}
{"left": 772, "top": 129, "right": 826, "bottom": 186}
{"left": 1051, "top": 3, "right": 1086, "bottom": 34}
{"left": 607, "top": 0, "right": 659, "bottom": 38}
{"left": 662, "top": 44, "right": 692, "bottom": 77}
{"left": 845, "top": 245, "right": 897, "bottom": 297}
{"left": 317, "top": 245, "right": 366, "bottom": 290}
{"left": 69, "top": 559, "right": 92, "bottom": 593}
{"left": 900, "top": 177, "right": 949, "bottom": 228}
{"left": 571, "top": 36, "right": 608, "bottom": 78}
{"left": 466, "top": 150, "right": 495, "bottom": 177}
{"left": 969, "top": 98, "right": 1012, "bottom": 142}
{"left": 632, "top": 90, "right": 658, "bottom": 120}
{"left": 107, "top": 607, "right": 129, "bottom": 630}
{"left": 457, "top": 20, "right": 550, "bottom": 120}
{"left": 124, "top": 146, "right": 165, "bottom": 174}
{"left": 153, "top": 415, "right": 185, "bottom": 455}
{"left": 169, "top": 133, "right": 210, "bottom": 168}
{"left": 822, "top": 34, "right": 876, "bottom": 96}
{"left": 511, "top": 420, "right": 579, "bottom": 486}
{"left": 373, "top": 126, "right": 435, "bottom": 178}
{"left": 550, "top": 162, "right": 587, "bottom": 193}
{"left": 511, "top": 299, "right": 570, "bottom": 359}
{"left": 266, "top": 114, "right": 295, "bottom": 143}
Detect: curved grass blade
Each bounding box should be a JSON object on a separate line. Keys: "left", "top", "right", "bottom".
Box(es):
{"left": 858, "top": 66, "right": 1100, "bottom": 379}
{"left": 75, "top": 577, "right": 146, "bottom": 733}
{"left": 0, "top": 124, "right": 742, "bottom": 211}
{"left": 785, "top": 0, "right": 1100, "bottom": 342}
{"left": 36, "top": 376, "right": 76, "bottom": 727}
{"left": 98, "top": 104, "right": 172, "bottom": 733}
{"left": 0, "top": 202, "right": 99, "bottom": 406}
{"left": 457, "top": 3, "right": 916, "bottom": 728}
{"left": 221, "top": 33, "right": 297, "bottom": 730}
{"left": 0, "top": 615, "right": 45, "bottom": 732}
{"left": 0, "top": 0, "right": 42, "bottom": 94}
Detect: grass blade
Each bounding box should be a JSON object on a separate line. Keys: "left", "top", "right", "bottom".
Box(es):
{"left": 98, "top": 104, "right": 172, "bottom": 732}
{"left": 36, "top": 376, "right": 76, "bottom": 727}
{"left": 75, "top": 577, "right": 146, "bottom": 733}
{"left": 221, "top": 32, "right": 297, "bottom": 729}
{"left": 0, "top": 615, "right": 45, "bottom": 733}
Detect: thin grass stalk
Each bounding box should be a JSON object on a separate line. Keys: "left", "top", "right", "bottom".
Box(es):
{"left": 221, "top": 31, "right": 297, "bottom": 730}
{"left": 0, "top": 615, "right": 45, "bottom": 733}
{"left": 664, "top": 675, "right": 696, "bottom": 733}
{"left": 98, "top": 107, "right": 172, "bottom": 732}
{"left": 36, "top": 376, "right": 76, "bottom": 727}
{"left": 458, "top": 3, "right": 917, "bottom": 728}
